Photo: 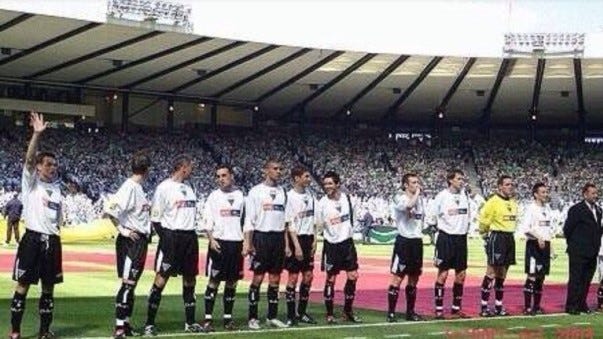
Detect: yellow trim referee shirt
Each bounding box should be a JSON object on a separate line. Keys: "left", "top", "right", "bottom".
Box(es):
{"left": 478, "top": 193, "right": 519, "bottom": 235}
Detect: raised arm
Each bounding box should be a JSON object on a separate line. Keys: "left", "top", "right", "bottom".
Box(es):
{"left": 25, "top": 111, "right": 47, "bottom": 172}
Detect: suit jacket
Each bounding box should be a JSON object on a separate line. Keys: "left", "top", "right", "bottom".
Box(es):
{"left": 563, "top": 200, "right": 603, "bottom": 258}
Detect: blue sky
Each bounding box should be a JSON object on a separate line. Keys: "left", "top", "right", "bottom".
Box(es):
{"left": 2, "top": 0, "right": 603, "bottom": 56}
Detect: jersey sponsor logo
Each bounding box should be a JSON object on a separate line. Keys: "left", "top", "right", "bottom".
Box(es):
{"left": 328, "top": 214, "right": 350, "bottom": 225}
{"left": 42, "top": 197, "right": 61, "bottom": 211}
{"left": 447, "top": 208, "right": 468, "bottom": 216}
{"left": 262, "top": 203, "right": 285, "bottom": 212}
{"left": 298, "top": 210, "right": 314, "bottom": 218}
{"left": 175, "top": 200, "right": 196, "bottom": 208}
{"left": 538, "top": 220, "right": 551, "bottom": 227}
{"left": 502, "top": 215, "right": 517, "bottom": 221}
{"left": 220, "top": 209, "right": 241, "bottom": 217}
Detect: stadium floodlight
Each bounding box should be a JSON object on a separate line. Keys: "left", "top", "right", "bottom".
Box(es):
{"left": 503, "top": 33, "right": 585, "bottom": 58}
{"left": 107, "top": 0, "right": 193, "bottom": 33}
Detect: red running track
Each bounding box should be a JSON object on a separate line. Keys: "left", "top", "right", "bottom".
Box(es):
{"left": 0, "top": 250, "right": 595, "bottom": 316}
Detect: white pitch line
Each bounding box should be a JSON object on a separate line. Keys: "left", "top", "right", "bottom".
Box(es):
{"left": 572, "top": 322, "right": 591, "bottom": 326}
{"left": 384, "top": 335, "right": 411, "bottom": 338}
{"left": 428, "top": 332, "right": 446, "bottom": 336}
{"left": 540, "top": 324, "right": 559, "bottom": 328}
{"left": 73, "top": 312, "right": 572, "bottom": 339}
{"left": 507, "top": 326, "right": 526, "bottom": 330}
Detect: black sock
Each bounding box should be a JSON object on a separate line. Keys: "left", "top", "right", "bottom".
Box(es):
{"left": 223, "top": 286, "right": 236, "bottom": 320}
{"left": 452, "top": 283, "right": 463, "bottom": 311}
{"left": 267, "top": 285, "right": 279, "bottom": 320}
{"left": 324, "top": 281, "right": 335, "bottom": 317}
{"left": 534, "top": 278, "right": 544, "bottom": 310}
{"left": 480, "top": 276, "right": 493, "bottom": 310}
{"left": 248, "top": 284, "right": 260, "bottom": 320}
{"left": 406, "top": 285, "right": 417, "bottom": 314}
{"left": 183, "top": 285, "right": 196, "bottom": 325}
{"left": 494, "top": 278, "right": 504, "bottom": 311}
{"left": 204, "top": 286, "right": 218, "bottom": 321}
{"left": 285, "top": 285, "right": 296, "bottom": 320}
{"left": 39, "top": 293, "right": 54, "bottom": 334}
{"left": 523, "top": 278, "right": 535, "bottom": 310}
{"left": 10, "top": 291, "right": 26, "bottom": 333}
{"left": 387, "top": 285, "right": 400, "bottom": 316}
{"left": 146, "top": 284, "right": 164, "bottom": 326}
{"left": 434, "top": 282, "right": 444, "bottom": 314}
{"left": 298, "top": 283, "right": 311, "bottom": 316}
{"left": 343, "top": 279, "right": 357, "bottom": 314}
{"left": 116, "top": 283, "right": 134, "bottom": 328}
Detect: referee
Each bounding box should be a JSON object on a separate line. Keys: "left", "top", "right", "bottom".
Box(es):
{"left": 478, "top": 175, "right": 518, "bottom": 317}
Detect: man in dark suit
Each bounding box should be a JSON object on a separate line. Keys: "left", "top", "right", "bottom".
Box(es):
{"left": 563, "top": 183, "right": 602, "bottom": 314}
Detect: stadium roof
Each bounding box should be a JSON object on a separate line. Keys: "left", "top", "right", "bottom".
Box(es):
{"left": 1, "top": 9, "right": 603, "bottom": 124}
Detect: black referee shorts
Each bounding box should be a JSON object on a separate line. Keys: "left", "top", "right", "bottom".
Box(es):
{"left": 13, "top": 230, "right": 63, "bottom": 285}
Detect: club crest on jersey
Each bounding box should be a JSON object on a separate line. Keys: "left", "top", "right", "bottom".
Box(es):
{"left": 303, "top": 196, "right": 309, "bottom": 206}
{"left": 335, "top": 202, "right": 342, "bottom": 213}
{"left": 46, "top": 189, "right": 54, "bottom": 197}
{"left": 227, "top": 195, "right": 235, "bottom": 206}
{"left": 180, "top": 186, "right": 187, "bottom": 197}
{"left": 269, "top": 189, "right": 277, "bottom": 201}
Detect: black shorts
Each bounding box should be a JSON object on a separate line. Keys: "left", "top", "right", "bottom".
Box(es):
{"left": 434, "top": 232, "right": 467, "bottom": 271}
{"left": 486, "top": 231, "right": 516, "bottom": 266}
{"left": 285, "top": 234, "right": 315, "bottom": 274}
{"left": 391, "top": 235, "right": 423, "bottom": 276}
{"left": 116, "top": 233, "right": 149, "bottom": 281}
{"left": 13, "top": 230, "right": 63, "bottom": 285}
{"left": 206, "top": 239, "right": 244, "bottom": 282}
{"left": 525, "top": 240, "right": 550, "bottom": 275}
{"left": 250, "top": 231, "right": 285, "bottom": 275}
{"left": 321, "top": 238, "right": 359, "bottom": 275}
{"left": 155, "top": 229, "right": 199, "bottom": 277}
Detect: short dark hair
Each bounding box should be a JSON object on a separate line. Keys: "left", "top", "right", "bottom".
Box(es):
{"left": 322, "top": 171, "right": 340, "bottom": 185}
{"left": 35, "top": 151, "right": 56, "bottom": 165}
{"left": 497, "top": 175, "right": 513, "bottom": 186}
{"left": 172, "top": 154, "right": 192, "bottom": 173}
{"left": 582, "top": 183, "right": 597, "bottom": 194}
{"left": 291, "top": 165, "right": 309, "bottom": 180}
{"left": 216, "top": 163, "right": 232, "bottom": 173}
{"left": 446, "top": 169, "right": 464, "bottom": 186}
{"left": 532, "top": 182, "right": 546, "bottom": 198}
{"left": 401, "top": 172, "right": 418, "bottom": 186}
{"left": 131, "top": 151, "right": 151, "bottom": 175}
{"left": 263, "top": 158, "right": 280, "bottom": 169}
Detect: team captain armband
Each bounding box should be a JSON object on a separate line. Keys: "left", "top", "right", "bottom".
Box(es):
{"left": 447, "top": 208, "right": 468, "bottom": 216}
{"left": 262, "top": 204, "right": 285, "bottom": 211}
{"left": 219, "top": 209, "right": 242, "bottom": 217}
{"left": 502, "top": 215, "right": 517, "bottom": 221}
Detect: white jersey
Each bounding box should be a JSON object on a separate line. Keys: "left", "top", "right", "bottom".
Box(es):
{"left": 243, "top": 183, "right": 290, "bottom": 233}
{"left": 203, "top": 188, "right": 245, "bottom": 241}
{"left": 317, "top": 193, "right": 354, "bottom": 244}
{"left": 286, "top": 189, "right": 317, "bottom": 236}
{"left": 105, "top": 178, "right": 151, "bottom": 234}
{"left": 520, "top": 202, "right": 553, "bottom": 242}
{"left": 151, "top": 178, "right": 197, "bottom": 231}
{"left": 429, "top": 189, "right": 470, "bottom": 235}
{"left": 392, "top": 193, "right": 424, "bottom": 239}
{"left": 21, "top": 168, "right": 62, "bottom": 235}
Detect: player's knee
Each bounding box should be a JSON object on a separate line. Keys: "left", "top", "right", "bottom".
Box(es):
{"left": 268, "top": 273, "right": 281, "bottom": 285}
{"left": 347, "top": 271, "right": 359, "bottom": 281}
{"left": 455, "top": 271, "right": 466, "bottom": 282}
{"left": 183, "top": 276, "right": 196, "bottom": 287}
{"left": 302, "top": 271, "right": 313, "bottom": 284}
{"left": 15, "top": 283, "right": 30, "bottom": 295}
{"left": 41, "top": 283, "right": 54, "bottom": 294}
{"left": 390, "top": 275, "right": 403, "bottom": 287}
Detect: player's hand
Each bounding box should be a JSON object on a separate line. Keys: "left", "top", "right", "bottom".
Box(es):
{"left": 285, "top": 246, "right": 292, "bottom": 258}
{"left": 294, "top": 246, "right": 303, "bottom": 261}
{"left": 311, "top": 241, "right": 317, "bottom": 256}
{"left": 128, "top": 230, "right": 140, "bottom": 241}
{"left": 210, "top": 239, "right": 221, "bottom": 253}
{"left": 30, "top": 111, "right": 47, "bottom": 133}
{"left": 538, "top": 238, "right": 545, "bottom": 250}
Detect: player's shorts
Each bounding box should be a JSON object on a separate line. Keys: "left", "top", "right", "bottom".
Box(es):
{"left": 525, "top": 239, "right": 550, "bottom": 275}
{"left": 206, "top": 239, "right": 244, "bottom": 282}
{"left": 390, "top": 235, "right": 423, "bottom": 276}
{"left": 13, "top": 230, "right": 63, "bottom": 285}
{"left": 434, "top": 231, "right": 468, "bottom": 271}
{"left": 155, "top": 229, "right": 199, "bottom": 277}
{"left": 486, "top": 231, "right": 516, "bottom": 266}
{"left": 250, "top": 231, "right": 285, "bottom": 275}
{"left": 116, "top": 232, "right": 149, "bottom": 281}
{"left": 285, "top": 234, "right": 315, "bottom": 274}
{"left": 321, "top": 238, "right": 359, "bottom": 275}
